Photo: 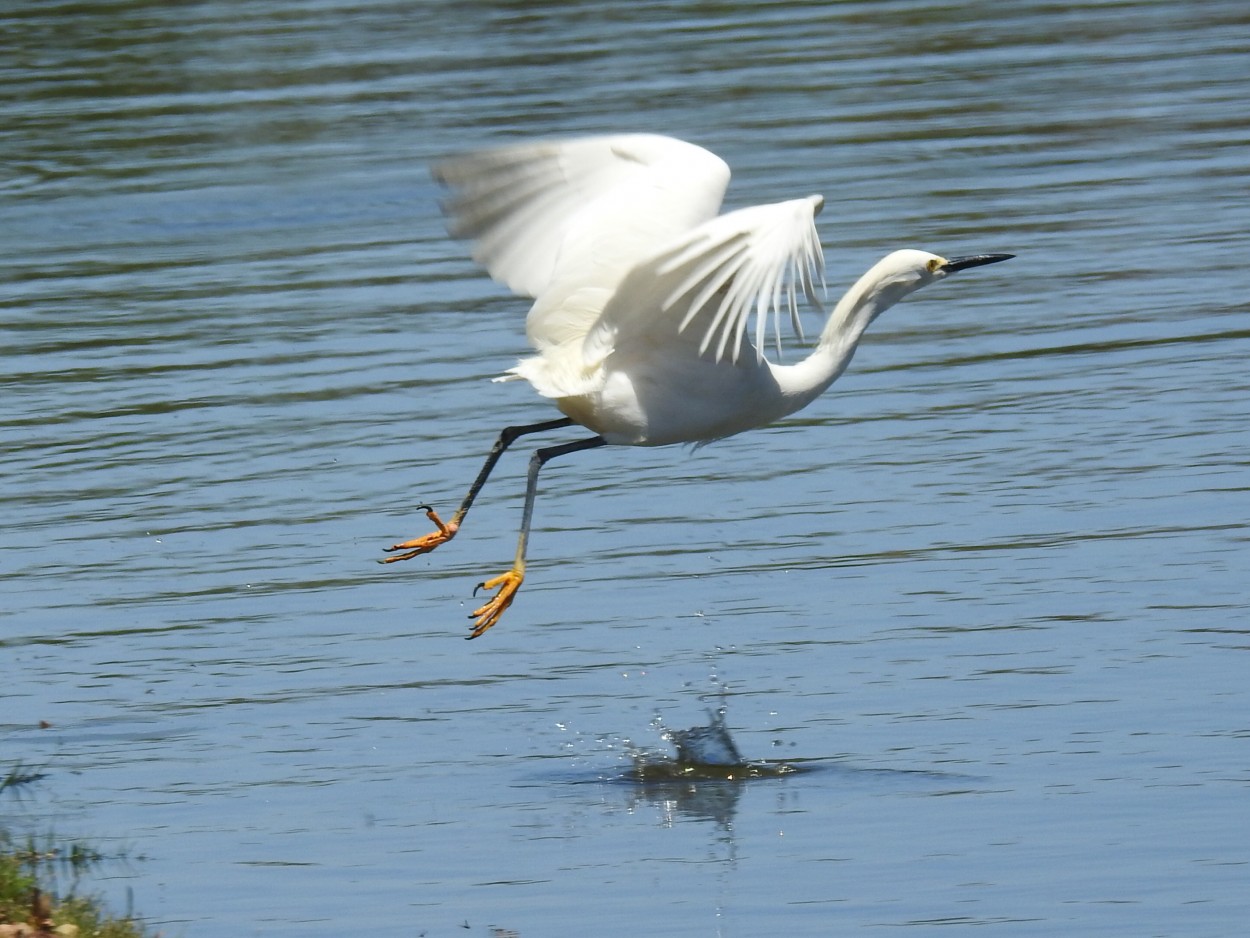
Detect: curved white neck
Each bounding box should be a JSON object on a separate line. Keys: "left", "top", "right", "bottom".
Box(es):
{"left": 771, "top": 260, "right": 923, "bottom": 412}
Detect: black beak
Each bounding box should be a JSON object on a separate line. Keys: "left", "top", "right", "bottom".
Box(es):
{"left": 939, "top": 253, "right": 1015, "bottom": 273}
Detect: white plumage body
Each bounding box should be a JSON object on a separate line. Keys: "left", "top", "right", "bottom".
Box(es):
{"left": 435, "top": 134, "right": 858, "bottom": 446}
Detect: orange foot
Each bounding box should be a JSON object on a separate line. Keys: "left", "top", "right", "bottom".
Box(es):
{"left": 467, "top": 568, "right": 524, "bottom": 639}
{"left": 380, "top": 505, "right": 459, "bottom": 564}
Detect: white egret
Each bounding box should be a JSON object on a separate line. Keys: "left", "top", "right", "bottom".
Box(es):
{"left": 383, "top": 134, "right": 1012, "bottom": 639}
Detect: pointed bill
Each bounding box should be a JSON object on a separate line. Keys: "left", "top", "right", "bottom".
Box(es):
{"left": 939, "top": 253, "right": 1015, "bottom": 273}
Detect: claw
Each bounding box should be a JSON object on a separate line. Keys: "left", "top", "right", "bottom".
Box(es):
{"left": 467, "top": 568, "right": 524, "bottom": 639}
{"left": 380, "top": 505, "right": 458, "bottom": 564}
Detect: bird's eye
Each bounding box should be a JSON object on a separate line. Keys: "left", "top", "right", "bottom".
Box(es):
{"left": 927, "top": 258, "right": 943, "bottom": 273}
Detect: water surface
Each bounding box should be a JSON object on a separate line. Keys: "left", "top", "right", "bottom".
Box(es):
{"left": 3, "top": 1, "right": 1249, "bottom": 935}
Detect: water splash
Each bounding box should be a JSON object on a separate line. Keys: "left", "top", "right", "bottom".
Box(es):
{"left": 629, "top": 706, "right": 802, "bottom": 783}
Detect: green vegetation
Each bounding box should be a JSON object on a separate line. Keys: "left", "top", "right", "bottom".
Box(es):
{"left": 2, "top": 767, "right": 154, "bottom": 938}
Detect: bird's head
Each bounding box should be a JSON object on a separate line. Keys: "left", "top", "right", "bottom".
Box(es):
{"left": 845, "top": 249, "right": 1014, "bottom": 326}
{"left": 880, "top": 248, "right": 1015, "bottom": 287}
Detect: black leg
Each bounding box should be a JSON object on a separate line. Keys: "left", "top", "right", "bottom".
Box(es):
{"left": 381, "top": 417, "right": 575, "bottom": 563}
{"left": 468, "top": 434, "right": 606, "bottom": 639}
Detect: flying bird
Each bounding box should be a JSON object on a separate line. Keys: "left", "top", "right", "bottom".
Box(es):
{"left": 382, "top": 134, "right": 1012, "bottom": 639}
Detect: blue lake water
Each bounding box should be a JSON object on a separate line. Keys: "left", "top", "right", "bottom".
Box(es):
{"left": 3, "top": 1, "right": 1249, "bottom": 935}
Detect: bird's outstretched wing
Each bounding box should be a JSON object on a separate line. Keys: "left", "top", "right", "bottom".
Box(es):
{"left": 583, "top": 195, "right": 826, "bottom": 367}
{"left": 433, "top": 134, "right": 731, "bottom": 310}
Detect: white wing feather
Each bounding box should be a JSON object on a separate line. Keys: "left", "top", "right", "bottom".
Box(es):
{"left": 433, "top": 134, "right": 732, "bottom": 348}
{"left": 584, "top": 195, "right": 826, "bottom": 367}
